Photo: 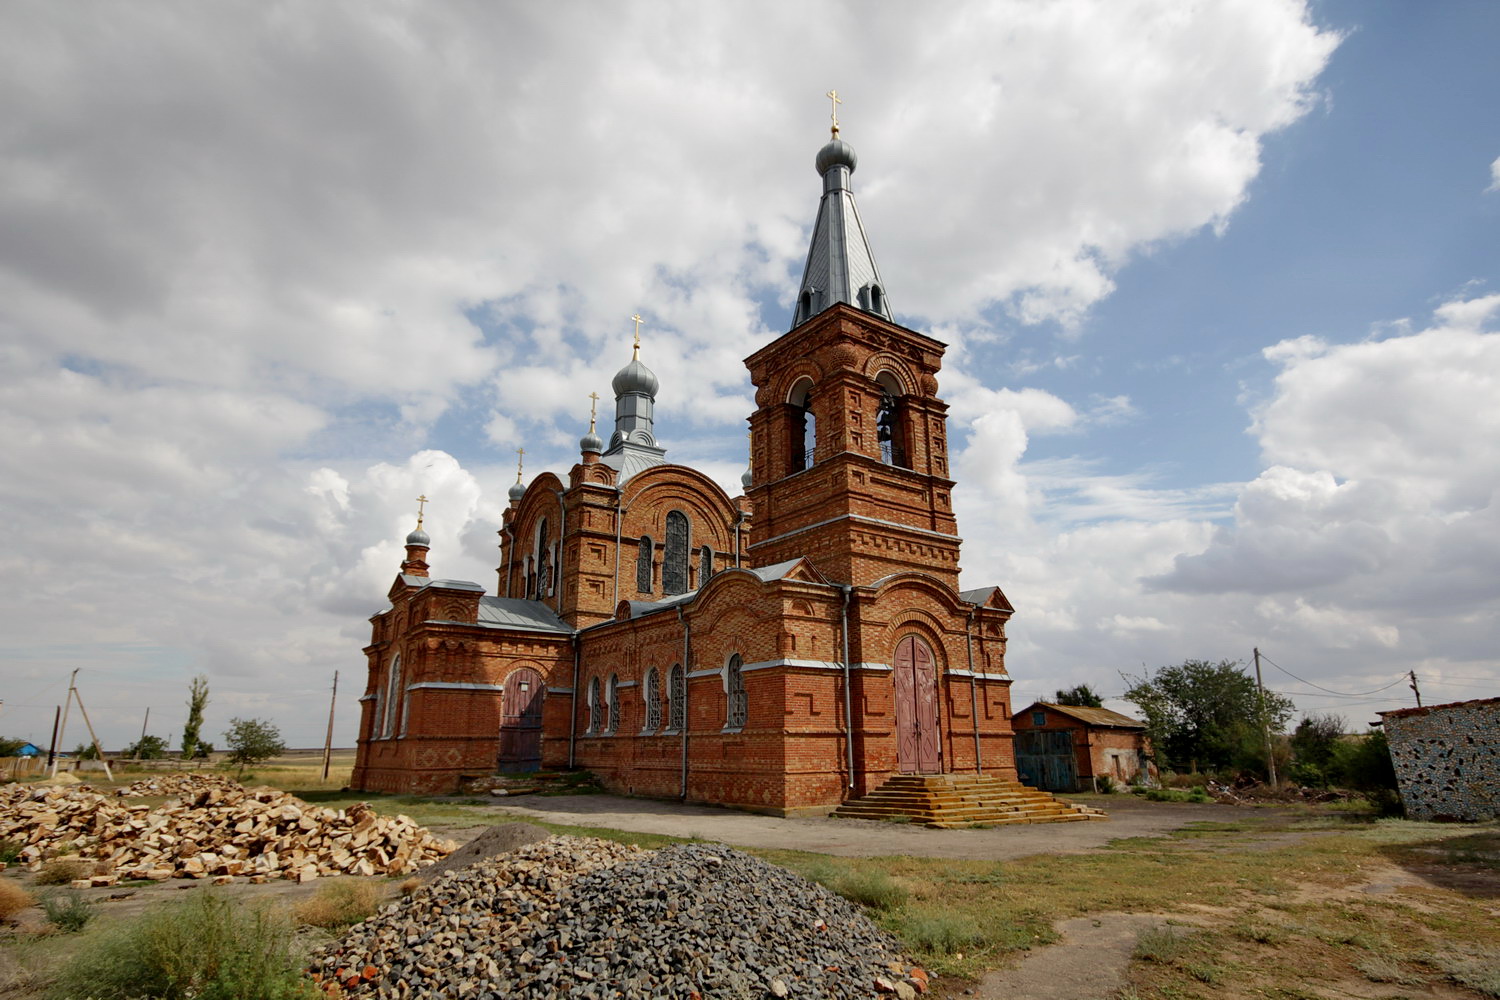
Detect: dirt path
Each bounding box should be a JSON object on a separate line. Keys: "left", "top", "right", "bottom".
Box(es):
{"left": 974, "top": 913, "right": 1175, "bottom": 1000}
{"left": 450, "top": 793, "right": 1246, "bottom": 860}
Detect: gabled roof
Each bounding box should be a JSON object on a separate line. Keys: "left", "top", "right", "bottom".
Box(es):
{"left": 748, "top": 557, "right": 826, "bottom": 584}
{"left": 1016, "top": 702, "right": 1146, "bottom": 729}
{"left": 959, "top": 585, "right": 1015, "bottom": 612}
{"left": 475, "top": 596, "right": 573, "bottom": 635}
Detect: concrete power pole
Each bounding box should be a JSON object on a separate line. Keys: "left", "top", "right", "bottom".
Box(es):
{"left": 321, "top": 670, "right": 339, "bottom": 781}
{"left": 1253, "top": 648, "right": 1278, "bottom": 789}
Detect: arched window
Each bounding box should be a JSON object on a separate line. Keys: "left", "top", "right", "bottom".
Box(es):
{"left": 637, "top": 535, "right": 654, "bottom": 593}
{"left": 534, "top": 517, "right": 550, "bottom": 599}
{"left": 876, "top": 372, "right": 908, "bottom": 468}
{"left": 643, "top": 667, "right": 662, "bottom": 732}
{"left": 869, "top": 283, "right": 884, "bottom": 315}
{"left": 699, "top": 545, "right": 714, "bottom": 586}
{"left": 795, "top": 288, "right": 814, "bottom": 326}
{"left": 668, "top": 664, "right": 685, "bottom": 731}
{"left": 382, "top": 654, "right": 402, "bottom": 738}
{"left": 725, "top": 653, "right": 747, "bottom": 730}
{"left": 789, "top": 377, "right": 816, "bottom": 472}
{"left": 588, "top": 676, "right": 604, "bottom": 735}
{"left": 663, "top": 511, "right": 689, "bottom": 595}
{"left": 606, "top": 674, "right": 620, "bottom": 735}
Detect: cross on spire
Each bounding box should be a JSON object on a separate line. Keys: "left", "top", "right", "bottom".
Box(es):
{"left": 826, "top": 89, "right": 842, "bottom": 137}
{"left": 515, "top": 447, "right": 525, "bottom": 484}
{"left": 588, "top": 391, "right": 600, "bottom": 432}
{"left": 414, "top": 494, "right": 428, "bottom": 528}
{"left": 631, "top": 313, "right": 644, "bottom": 359}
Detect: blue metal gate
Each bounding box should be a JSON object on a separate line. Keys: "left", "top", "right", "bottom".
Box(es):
{"left": 1015, "top": 730, "right": 1078, "bottom": 791}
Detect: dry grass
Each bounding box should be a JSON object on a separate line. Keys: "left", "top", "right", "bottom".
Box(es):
{"left": 292, "top": 879, "right": 385, "bottom": 929}
{"left": 34, "top": 857, "right": 91, "bottom": 886}
{"left": 0, "top": 878, "right": 35, "bottom": 919}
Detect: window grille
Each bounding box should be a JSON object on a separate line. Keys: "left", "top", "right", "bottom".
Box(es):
{"left": 725, "top": 654, "right": 747, "bottom": 729}
{"left": 589, "top": 677, "right": 604, "bottom": 734}
{"left": 637, "top": 536, "right": 654, "bottom": 593}
{"left": 668, "top": 664, "right": 685, "bottom": 730}
{"left": 644, "top": 667, "right": 661, "bottom": 731}
{"left": 663, "top": 511, "right": 689, "bottom": 595}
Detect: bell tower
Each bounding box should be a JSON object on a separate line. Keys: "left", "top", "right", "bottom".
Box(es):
{"left": 744, "top": 115, "right": 960, "bottom": 588}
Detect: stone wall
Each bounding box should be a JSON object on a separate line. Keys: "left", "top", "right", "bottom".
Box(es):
{"left": 1381, "top": 698, "right": 1500, "bottom": 822}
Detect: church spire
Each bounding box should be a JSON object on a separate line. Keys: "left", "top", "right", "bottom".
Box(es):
{"left": 401, "top": 495, "right": 430, "bottom": 578}
{"left": 601, "top": 313, "right": 668, "bottom": 482}
{"left": 791, "top": 94, "right": 894, "bottom": 329}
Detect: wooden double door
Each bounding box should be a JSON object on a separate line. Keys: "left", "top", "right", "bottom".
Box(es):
{"left": 892, "top": 635, "right": 941, "bottom": 774}
{"left": 498, "top": 668, "right": 544, "bottom": 773}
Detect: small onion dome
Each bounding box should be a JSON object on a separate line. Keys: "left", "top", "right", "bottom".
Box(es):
{"left": 508, "top": 480, "right": 526, "bottom": 504}
{"left": 741, "top": 466, "right": 753, "bottom": 490}
{"left": 815, "top": 136, "right": 857, "bottom": 175}
{"left": 611, "top": 356, "right": 659, "bottom": 398}
{"left": 406, "top": 527, "right": 430, "bottom": 547}
{"left": 580, "top": 429, "right": 604, "bottom": 454}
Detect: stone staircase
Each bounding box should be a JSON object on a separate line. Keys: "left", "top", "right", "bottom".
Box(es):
{"left": 833, "top": 773, "right": 1107, "bottom": 828}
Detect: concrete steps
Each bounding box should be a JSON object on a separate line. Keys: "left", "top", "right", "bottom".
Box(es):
{"left": 833, "top": 773, "right": 1107, "bottom": 828}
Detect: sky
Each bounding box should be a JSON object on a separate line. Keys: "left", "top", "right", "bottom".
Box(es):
{"left": 2, "top": 0, "right": 1497, "bottom": 751}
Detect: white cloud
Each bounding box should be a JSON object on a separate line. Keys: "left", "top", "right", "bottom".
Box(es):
{"left": 1488, "top": 154, "right": 1500, "bottom": 193}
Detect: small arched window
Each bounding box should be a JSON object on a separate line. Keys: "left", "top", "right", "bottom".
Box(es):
{"left": 637, "top": 535, "right": 654, "bottom": 593}
{"left": 869, "top": 283, "right": 884, "bottom": 315}
{"left": 588, "top": 677, "right": 604, "bottom": 735}
{"left": 668, "top": 664, "right": 686, "bottom": 731}
{"left": 725, "top": 653, "right": 747, "bottom": 730}
{"left": 876, "top": 372, "right": 908, "bottom": 469}
{"left": 643, "top": 667, "right": 662, "bottom": 732}
{"left": 606, "top": 674, "right": 620, "bottom": 735}
{"left": 796, "top": 288, "right": 814, "bottom": 326}
{"left": 663, "top": 511, "right": 690, "bottom": 595}
{"left": 789, "top": 377, "right": 816, "bottom": 473}
{"left": 699, "top": 545, "right": 714, "bottom": 586}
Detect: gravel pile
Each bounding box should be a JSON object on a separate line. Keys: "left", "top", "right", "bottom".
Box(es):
{"left": 415, "top": 821, "right": 552, "bottom": 884}
{"left": 314, "top": 838, "right": 920, "bottom": 999}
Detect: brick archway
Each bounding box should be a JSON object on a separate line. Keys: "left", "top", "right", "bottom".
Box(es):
{"left": 893, "top": 634, "right": 941, "bottom": 774}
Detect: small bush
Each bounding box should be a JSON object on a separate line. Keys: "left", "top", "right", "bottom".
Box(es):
{"left": 293, "top": 879, "right": 382, "bottom": 929}
{"left": 0, "top": 879, "right": 35, "bottom": 919}
{"left": 1134, "top": 926, "right": 1191, "bottom": 964}
{"left": 41, "top": 891, "right": 93, "bottom": 932}
{"left": 1097, "top": 776, "right": 1117, "bottom": 794}
{"left": 35, "top": 857, "right": 91, "bottom": 885}
{"left": 897, "top": 910, "right": 986, "bottom": 954}
{"left": 47, "top": 890, "right": 320, "bottom": 1000}
{"left": 0, "top": 837, "right": 23, "bottom": 863}
{"left": 831, "top": 869, "right": 909, "bottom": 911}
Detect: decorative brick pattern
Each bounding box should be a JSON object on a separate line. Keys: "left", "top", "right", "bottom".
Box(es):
{"left": 1380, "top": 698, "right": 1500, "bottom": 822}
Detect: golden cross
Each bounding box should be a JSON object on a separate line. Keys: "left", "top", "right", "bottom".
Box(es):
{"left": 415, "top": 494, "right": 428, "bottom": 528}
{"left": 826, "top": 89, "right": 842, "bottom": 136}
{"left": 515, "top": 447, "right": 525, "bottom": 484}
{"left": 588, "top": 391, "right": 600, "bottom": 432}
{"left": 631, "top": 313, "right": 644, "bottom": 358}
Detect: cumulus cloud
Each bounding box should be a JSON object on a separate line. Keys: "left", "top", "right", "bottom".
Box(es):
{"left": 1488, "top": 154, "right": 1500, "bottom": 193}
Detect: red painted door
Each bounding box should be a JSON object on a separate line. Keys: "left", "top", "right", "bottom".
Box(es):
{"left": 893, "top": 636, "right": 941, "bottom": 773}
{"left": 499, "top": 668, "right": 544, "bottom": 772}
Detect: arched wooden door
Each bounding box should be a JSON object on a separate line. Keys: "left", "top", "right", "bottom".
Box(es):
{"left": 893, "top": 635, "right": 941, "bottom": 773}
{"left": 499, "top": 668, "right": 544, "bottom": 773}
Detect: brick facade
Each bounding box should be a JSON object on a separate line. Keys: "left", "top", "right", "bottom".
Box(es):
{"left": 1010, "top": 702, "right": 1153, "bottom": 792}
{"left": 1380, "top": 698, "right": 1500, "bottom": 822}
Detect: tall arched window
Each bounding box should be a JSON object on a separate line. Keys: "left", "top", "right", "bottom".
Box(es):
{"left": 588, "top": 676, "right": 604, "bottom": 735}
{"left": 876, "top": 372, "right": 908, "bottom": 468}
{"left": 534, "top": 517, "right": 550, "bottom": 599}
{"left": 606, "top": 674, "right": 620, "bottom": 735}
{"left": 724, "top": 653, "right": 747, "bottom": 730}
{"left": 637, "top": 535, "right": 654, "bottom": 593}
{"left": 382, "top": 653, "right": 402, "bottom": 738}
{"left": 668, "top": 664, "right": 686, "bottom": 731}
{"left": 643, "top": 667, "right": 662, "bottom": 732}
{"left": 699, "top": 545, "right": 715, "bottom": 586}
{"left": 663, "top": 511, "right": 689, "bottom": 595}
{"left": 789, "top": 378, "right": 816, "bottom": 472}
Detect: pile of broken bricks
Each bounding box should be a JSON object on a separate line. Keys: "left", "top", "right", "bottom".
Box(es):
{"left": 0, "top": 773, "right": 454, "bottom": 888}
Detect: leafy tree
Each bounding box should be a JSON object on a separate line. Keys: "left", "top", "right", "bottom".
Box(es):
{"left": 1288, "top": 713, "right": 1345, "bottom": 785}
{"left": 1054, "top": 684, "right": 1104, "bottom": 708}
{"left": 1123, "top": 659, "right": 1294, "bottom": 775}
{"left": 181, "top": 675, "right": 209, "bottom": 760}
{"left": 1329, "top": 727, "right": 1401, "bottom": 815}
{"left": 124, "top": 734, "right": 170, "bottom": 760}
{"left": 223, "top": 718, "right": 286, "bottom": 774}
{"left": 0, "top": 737, "right": 27, "bottom": 757}
{"left": 73, "top": 742, "right": 101, "bottom": 760}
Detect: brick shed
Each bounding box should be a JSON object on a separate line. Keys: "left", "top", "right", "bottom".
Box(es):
{"left": 1011, "top": 702, "right": 1154, "bottom": 792}
{"left": 1379, "top": 697, "right": 1500, "bottom": 822}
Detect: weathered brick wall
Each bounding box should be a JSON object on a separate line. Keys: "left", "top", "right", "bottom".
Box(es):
{"left": 1381, "top": 698, "right": 1500, "bottom": 821}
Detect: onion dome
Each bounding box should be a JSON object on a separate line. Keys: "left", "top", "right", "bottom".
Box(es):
{"left": 816, "top": 136, "right": 857, "bottom": 175}
{"left": 580, "top": 429, "right": 604, "bottom": 454}
{"left": 507, "top": 480, "right": 526, "bottom": 504}
{"left": 611, "top": 356, "right": 659, "bottom": 398}
{"left": 405, "top": 526, "right": 430, "bottom": 547}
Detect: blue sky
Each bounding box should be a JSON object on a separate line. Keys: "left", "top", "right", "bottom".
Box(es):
{"left": 1, "top": 1, "right": 1496, "bottom": 749}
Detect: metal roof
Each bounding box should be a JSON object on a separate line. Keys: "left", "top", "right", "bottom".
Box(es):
{"left": 476, "top": 596, "right": 573, "bottom": 634}
{"left": 1021, "top": 702, "right": 1146, "bottom": 729}
{"left": 791, "top": 135, "right": 893, "bottom": 328}
{"left": 749, "top": 558, "right": 806, "bottom": 582}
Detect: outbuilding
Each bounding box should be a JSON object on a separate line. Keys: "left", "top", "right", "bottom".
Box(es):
{"left": 1011, "top": 702, "right": 1154, "bottom": 792}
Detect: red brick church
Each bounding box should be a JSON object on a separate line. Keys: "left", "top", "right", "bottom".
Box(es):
{"left": 351, "top": 120, "right": 1024, "bottom": 815}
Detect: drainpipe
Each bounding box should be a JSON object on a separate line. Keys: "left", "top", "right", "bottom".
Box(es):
{"left": 733, "top": 508, "right": 749, "bottom": 568}
{"left": 840, "top": 585, "right": 855, "bottom": 791}
{"left": 678, "top": 605, "right": 691, "bottom": 800}
{"left": 568, "top": 634, "right": 580, "bottom": 768}
{"left": 549, "top": 489, "right": 567, "bottom": 613}
{"left": 502, "top": 526, "right": 514, "bottom": 599}
{"left": 966, "top": 608, "right": 982, "bottom": 775}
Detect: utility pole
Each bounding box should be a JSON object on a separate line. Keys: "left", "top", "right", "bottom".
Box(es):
{"left": 321, "top": 670, "right": 339, "bottom": 781}
{"left": 46, "top": 705, "right": 60, "bottom": 768}
{"left": 1408, "top": 670, "right": 1422, "bottom": 707}
{"left": 1253, "top": 648, "right": 1278, "bottom": 789}
{"left": 51, "top": 669, "right": 78, "bottom": 778}
{"left": 71, "top": 681, "right": 112, "bottom": 782}
{"left": 135, "top": 707, "right": 150, "bottom": 760}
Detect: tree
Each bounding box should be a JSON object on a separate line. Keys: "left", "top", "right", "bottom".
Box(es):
{"left": 1123, "top": 659, "right": 1294, "bottom": 775}
{"left": 1288, "top": 713, "right": 1345, "bottom": 785}
{"left": 223, "top": 718, "right": 286, "bottom": 774}
{"left": 1054, "top": 684, "right": 1104, "bottom": 708}
{"left": 73, "top": 742, "right": 100, "bottom": 760}
{"left": 0, "top": 737, "right": 27, "bottom": 757}
{"left": 124, "top": 734, "right": 170, "bottom": 760}
{"left": 1329, "top": 727, "right": 1401, "bottom": 815}
{"left": 181, "top": 675, "right": 209, "bottom": 760}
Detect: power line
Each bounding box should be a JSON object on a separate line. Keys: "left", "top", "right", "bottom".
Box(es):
{"left": 1258, "top": 653, "right": 1409, "bottom": 698}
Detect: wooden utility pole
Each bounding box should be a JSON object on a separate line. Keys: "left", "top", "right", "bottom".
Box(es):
{"left": 1253, "top": 648, "right": 1278, "bottom": 789}
{"left": 51, "top": 670, "right": 78, "bottom": 777}
{"left": 134, "top": 707, "right": 150, "bottom": 759}
{"left": 321, "top": 670, "right": 339, "bottom": 781}
{"left": 46, "top": 705, "right": 60, "bottom": 768}
{"left": 1408, "top": 670, "right": 1423, "bottom": 707}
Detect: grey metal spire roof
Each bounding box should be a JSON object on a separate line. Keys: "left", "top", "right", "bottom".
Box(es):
{"left": 791, "top": 131, "right": 894, "bottom": 329}
{"left": 603, "top": 344, "right": 667, "bottom": 483}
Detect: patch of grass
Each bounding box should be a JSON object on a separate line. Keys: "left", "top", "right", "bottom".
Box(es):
{"left": 0, "top": 878, "right": 35, "bottom": 918}
{"left": 1432, "top": 947, "right": 1500, "bottom": 998}
{"left": 0, "top": 837, "right": 23, "bottom": 864}
{"left": 47, "top": 890, "right": 319, "bottom": 1000}
{"left": 891, "top": 909, "right": 985, "bottom": 954}
{"left": 40, "top": 891, "right": 93, "bottom": 932}
{"left": 1231, "top": 919, "right": 1290, "bottom": 945}
{"left": 35, "top": 857, "right": 91, "bottom": 885}
{"left": 829, "top": 868, "right": 908, "bottom": 911}
{"left": 1134, "top": 926, "right": 1192, "bottom": 964}
{"left": 1354, "top": 954, "right": 1428, "bottom": 986}
{"left": 292, "top": 879, "right": 384, "bottom": 929}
